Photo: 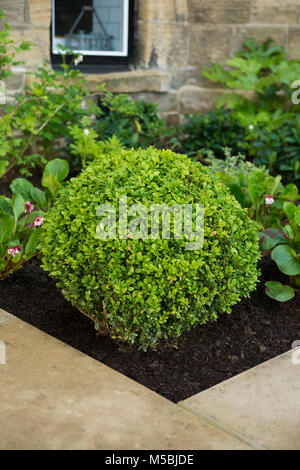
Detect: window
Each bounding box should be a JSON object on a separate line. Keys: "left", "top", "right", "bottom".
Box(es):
{"left": 51, "top": 0, "right": 133, "bottom": 70}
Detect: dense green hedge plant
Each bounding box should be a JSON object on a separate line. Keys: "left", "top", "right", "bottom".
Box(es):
{"left": 95, "top": 90, "right": 179, "bottom": 150}
{"left": 0, "top": 158, "right": 69, "bottom": 280}
{"left": 180, "top": 107, "right": 247, "bottom": 159}
{"left": 246, "top": 119, "right": 300, "bottom": 182}
{"left": 41, "top": 147, "right": 260, "bottom": 350}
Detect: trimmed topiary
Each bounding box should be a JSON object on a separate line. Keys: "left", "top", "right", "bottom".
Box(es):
{"left": 41, "top": 147, "right": 260, "bottom": 350}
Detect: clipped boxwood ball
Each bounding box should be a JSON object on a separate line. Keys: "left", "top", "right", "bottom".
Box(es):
{"left": 41, "top": 148, "right": 260, "bottom": 350}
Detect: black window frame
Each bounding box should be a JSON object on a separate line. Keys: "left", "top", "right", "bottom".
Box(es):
{"left": 50, "top": 0, "right": 135, "bottom": 73}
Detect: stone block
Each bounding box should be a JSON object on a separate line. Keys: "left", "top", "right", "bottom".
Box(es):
{"left": 287, "top": 26, "right": 300, "bottom": 59}
{"left": 128, "top": 90, "right": 179, "bottom": 113}
{"left": 233, "top": 26, "right": 287, "bottom": 53}
{"left": 5, "top": 72, "right": 26, "bottom": 94}
{"left": 180, "top": 348, "right": 300, "bottom": 450}
{"left": 159, "top": 111, "right": 180, "bottom": 126}
{"left": 188, "top": 0, "right": 251, "bottom": 24}
{"left": 138, "top": 0, "right": 176, "bottom": 22}
{"left": 0, "top": 0, "right": 26, "bottom": 26}
{"left": 137, "top": 0, "right": 187, "bottom": 23}
{"left": 252, "top": 0, "right": 300, "bottom": 25}
{"left": 12, "top": 27, "right": 51, "bottom": 67}
{"left": 179, "top": 85, "right": 226, "bottom": 115}
{"left": 29, "top": 0, "right": 51, "bottom": 28}
{"left": 136, "top": 21, "right": 189, "bottom": 69}
{"left": 189, "top": 25, "right": 234, "bottom": 67}
{"left": 71, "top": 70, "right": 171, "bottom": 94}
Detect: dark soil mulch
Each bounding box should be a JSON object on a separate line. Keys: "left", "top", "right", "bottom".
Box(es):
{"left": 0, "top": 256, "right": 299, "bottom": 403}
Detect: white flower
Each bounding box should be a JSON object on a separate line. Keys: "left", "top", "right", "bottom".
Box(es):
{"left": 265, "top": 194, "right": 274, "bottom": 205}
{"left": 74, "top": 55, "right": 83, "bottom": 66}
{"left": 248, "top": 124, "right": 254, "bottom": 131}
{"left": 34, "top": 216, "right": 45, "bottom": 227}
{"left": 83, "top": 128, "right": 90, "bottom": 136}
{"left": 7, "top": 246, "right": 21, "bottom": 257}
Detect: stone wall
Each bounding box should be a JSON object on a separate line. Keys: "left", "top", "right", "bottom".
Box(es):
{"left": 1, "top": 0, "right": 300, "bottom": 122}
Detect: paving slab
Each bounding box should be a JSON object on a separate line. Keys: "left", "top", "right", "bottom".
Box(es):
{"left": 180, "top": 348, "right": 300, "bottom": 450}
{"left": 0, "top": 309, "right": 251, "bottom": 450}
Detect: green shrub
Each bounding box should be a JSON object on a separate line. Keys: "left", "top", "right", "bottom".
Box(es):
{"left": 96, "top": 91, "right": 179, "bottom": 150}
{"left": 202, "top": 38, "right": 300, "bottom": 184}
{"left": 247, "top": 120, "right": 300, "bottom": 183}
{"left": 41, "top": 147, "right": 260, "bottom": 350}
{"left": 0, "top": 27, "right": 95, "bottom": 178}
{"left": 203, "top": 38, "right": 300, "bottom": 129}
{"left": 180, "top": 108, "right": 247, "bottom": 159}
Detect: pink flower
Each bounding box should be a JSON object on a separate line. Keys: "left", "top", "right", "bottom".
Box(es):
{"left": 265, "top": 194, "right": 274, "bottom": 205}
{"left": 25, "top": 201, "right": 34, "bottom": 213}
{"left": 33, "top": 216, "right": 45, "bottom": 227}
{"left": 7, "top": 245, "right": 21, "bottom": 257}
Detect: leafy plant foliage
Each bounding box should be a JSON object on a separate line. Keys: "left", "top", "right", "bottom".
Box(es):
{"left": 41, "top": 148, "right": 260, "bottom": 350}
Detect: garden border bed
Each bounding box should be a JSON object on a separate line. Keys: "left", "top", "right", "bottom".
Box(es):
{"left": 0, "top": 257, "right": 299, "bottom": 403}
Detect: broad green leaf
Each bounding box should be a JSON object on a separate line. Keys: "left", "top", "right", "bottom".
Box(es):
{"left": 43, "top": 158, "right": 69, "bottom": 183}
{"left": 259, "top": 228, "right": 289, "bottom": 251}
{"left": 271, "top": 244, "right": 300, "bottom": 276}
{"left": 25, "top": 227, "right": 42, "bottom": 257}
{"left": 10, "top": 178, "right": 34, "bottom": 201}
{"left": 264, "top": 175, "right": 281, "bottom": 196}
{"left": 281, "top": 183, "right": 299, "bottom": 201}
{"left": 265, "top": 281, "right": 295, "bottom": 302}
{"left": 283, "top": 224, "right": 294, "bottom": 240}
{"left": 30, "top": 187, "right": 47, "bottom": 210}
{"left": 0, "top": 213, "right": 15, "bottom": 242}
{"left": 0, "top": 196, "right": 12, "bottom": 215}
{"left": 12, "top": 193, "right": 25, "bottom": 220}
{"left": 283, "top": 201, "right": 296, "bottom": 226}
{"left": 41, "top": 174, "right": 62, "bottom": 198}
